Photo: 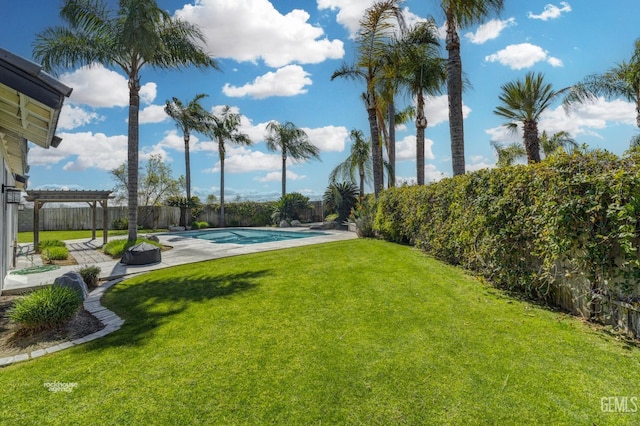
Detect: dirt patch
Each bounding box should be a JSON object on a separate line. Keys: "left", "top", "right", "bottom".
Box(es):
{"left": 0, "top": 292, "right": 105, "bottom": 358}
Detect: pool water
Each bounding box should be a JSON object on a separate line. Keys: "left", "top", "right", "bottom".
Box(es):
{"left": 171, "top": 228, "right": 327, "bottom": 245}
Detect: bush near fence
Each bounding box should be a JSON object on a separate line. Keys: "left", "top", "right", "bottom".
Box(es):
{"left": 374, "top": 150, "right": 640, "bottom": 336}
{"left": 19, "top": 201, "right": 325, "bottom": 232}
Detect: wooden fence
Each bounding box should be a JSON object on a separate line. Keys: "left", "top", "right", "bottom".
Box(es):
{"left": 18, "top": 201, "right": 325, "bottom": 232}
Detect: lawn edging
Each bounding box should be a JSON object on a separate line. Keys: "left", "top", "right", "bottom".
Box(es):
{"left": 0, "top": 278, "right": 125, "bottom": 367}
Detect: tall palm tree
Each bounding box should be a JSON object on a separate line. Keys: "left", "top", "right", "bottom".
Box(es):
{"left": 265, "top": 121, "right": 320, "bottom": 198}
{"left": 565, "top": 38, "right": 640, "bottom": 128}
{"left": 164, "top": 93, "right": 209, "bottom": 226}
{"left": 441, "top": 0, "right": 504, "bottom": 176}
{"left": 204, "top": 106, "right": 251, "bottom": 228}
{"left": 396, "top": 19, "right": 446, "bottom": 185}
{"left": 329, "top": 129, "right": 373, "bottom": 197}
{"left": 33, "top": 0, "right": 218, "bottom": 242}
{"left": 494, "top": 72, "right": 568, "bottom": 163}
{"left": 331, "top": 0, "right": 404, "bottom": 197}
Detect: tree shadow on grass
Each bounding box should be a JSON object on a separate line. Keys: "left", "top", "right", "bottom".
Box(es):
{"left": 92, "top": 269, "right": 271, "bottom": 348}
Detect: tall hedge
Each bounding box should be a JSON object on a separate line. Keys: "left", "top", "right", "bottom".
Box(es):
{"left": 374, "top": 150, "right": 640, "bottom": 302}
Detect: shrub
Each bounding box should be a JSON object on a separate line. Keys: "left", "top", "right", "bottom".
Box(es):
{"left": 8, "top": 285, "right": 82, "bottom": 333}
{"left": 112, "top": 217, "right": 129, "bottom": 230}
{"left": 271, "top": 193, "right": 311, "bottom": 224}
{"left": 191, "top": 221, "right": 208, "bottom": 229}
{"left": 77, "top": 265, "right": 101, "bottom": 288}
{"left": 352, "top": 195, "right": 377, "bottom": 238}
{"left": 374, "top": 150, "right": 640, "bottom": 303}
{"left": 323, "top": 182, "right": 359, "bottom": 224}
{"left": 103, "top": 238, "right": 162, "bottom": 258}
{"left": 36, "top": 239, "right": 65, "bottom": 253}
{"left": 43, "top": 246, "right": 69, "bottom": 261}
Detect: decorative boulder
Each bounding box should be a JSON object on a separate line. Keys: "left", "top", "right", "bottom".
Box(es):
{"left": 145, "top": 234, "right": 160, "bottom": 243}
{"left": 279, "top": 220, "right": 290, "bottom": 228}
{"left": 290, "top": 220, "right": 302, "bottom": 227}
{"left": 121, "top": 242, "right": 161, "bottom": 265}
{"left": 54, "top": 271, "right": 89, "bottom": 300}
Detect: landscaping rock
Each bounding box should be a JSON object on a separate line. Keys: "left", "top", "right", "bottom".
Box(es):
{"left": 54, "top": 271, "right": 89, "bottom": 300}
{"left": 168, "top": 225, "right": 185, "bottom": 232}
{"left": 290, "top": 220, "right": 302, "bottom": 227}
{"left": 145, "top": 235, "right": 160, "bottom": 243}
{"left": 279, "top": 220, "right": 290, "bottom": 228}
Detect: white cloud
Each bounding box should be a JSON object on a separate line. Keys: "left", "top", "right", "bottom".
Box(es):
{"left": 425, "top": 95, "right": 472, "bottom": 126}
{"left": 57, "top": 105, "right": 103, "bottom": 130}
{"left": 29, "top": 132, "right": 127, "bottom": 171}
{"left": 302, "top": 125, "right": 348, "bottom": 152}
{"left": 175, "top": 0, "right": 344, "bottom": 67}
{"left": 528, "top": 2, "right": 572, "bottom": 21}
{"left": 486, "top": 97, "right": 635, "bottom": 143}
{"left": 256, "top": 170, "right": 305, "bottom": 183}
{"left": 317, "top": 0, "right": 377, "bottom": 37}
{"left": 467, "top": 156, "right": 495, "bottom": 172}
{"left": 465, "top": 18, "right": 516, "bottom": 44}
{"left": 395, "top": 135, "right": 435, "bottom": 162}
{"left": 208, "top": 146, "right": 281, "bottom": 174}
{"left": 140, "top": 104, "right": 169, "bottom": 124}
{"left": 60, "top": 64, "right": 156, "bottom": 107}
{"left": 485, "top": 43, "right": 563, "bottom": 70}
{"left": 223, "top": 65, "right": 312, "bottom": 99}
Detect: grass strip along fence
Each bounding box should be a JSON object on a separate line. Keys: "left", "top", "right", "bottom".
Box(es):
{"left": 375, "top": 150, "right": 640, "bottom": 335}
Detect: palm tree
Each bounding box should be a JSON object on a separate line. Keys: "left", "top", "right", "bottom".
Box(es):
{"left": 329, "top": 129, "right": 373, "bottom": 197}
{"left": 164, "top": 94, "right": 209, "bottom": 226}
{"left": 396, "top": 19, "right": 446, "bottom": 185}
{"left": 331, "top": 0, "right": 404, "bottom": 197}
{"left": 265, "top": 121, "right": 320, "bottom": 198}
{"left": 540, "top": 130, "right": 578, "bottom": 156}
{"left": 491, "top": 140, "right": 526, "bottom": 167}
{"left": 441, "top": 0, "right": 504, "bottom": 176}
{"left": 204, "top": 106, "right": 251, "bottom": 228}
{"left": 565, "top": 38, "right": 640, "bottom": 128}
{"left": 33, "top": 0, "right": 218, "bottom": 242}
{"left": 493, "top": 72, "right": 568, "bottom": 163}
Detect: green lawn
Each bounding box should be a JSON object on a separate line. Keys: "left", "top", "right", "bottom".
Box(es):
{"left": 1, "top": 239, "right": 638, "bottom": 424}
{"left": 17, "top": 229, "right": 166, "bottom": 244}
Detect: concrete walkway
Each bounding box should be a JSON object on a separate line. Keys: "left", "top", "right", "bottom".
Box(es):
{"left": 2, "top": 227, "right": 357, "bottom": 295}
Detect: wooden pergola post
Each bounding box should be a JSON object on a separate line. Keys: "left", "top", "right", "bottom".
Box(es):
{"left": 100, "top": 198, "right": 109, "bottom": 245}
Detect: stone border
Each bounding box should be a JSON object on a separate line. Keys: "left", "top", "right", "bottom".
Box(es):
{"left": 0, "top": 278, "right": 125, "bottom": 367}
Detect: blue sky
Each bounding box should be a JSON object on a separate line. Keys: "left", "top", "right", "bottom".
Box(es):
{"left": 3, "top": 0, "right": 640, "bottom": 202}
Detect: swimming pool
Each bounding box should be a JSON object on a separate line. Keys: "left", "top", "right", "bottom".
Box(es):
{"left": 169, "top": 228, "right": 327, "bottom": 245}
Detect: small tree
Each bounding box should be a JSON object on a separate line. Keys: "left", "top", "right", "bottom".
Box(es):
{"left": 323, "top": 182, "right": 359, "bottom": 225}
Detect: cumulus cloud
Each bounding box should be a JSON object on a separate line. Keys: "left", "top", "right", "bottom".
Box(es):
{"left": 223, "top": 65, "right": 312, "bottom": 99}
{"left": 302, "top": 125, "right": 348, "bottom": 152}
{"left": 57, "top": 105, "right": 103, "bottom": 130}
{"left": 486, "top": 97, "right": 635, "bottom": 143}
{"left": 206, "top": 146, "right": 281, "bottom": 174}
{"left": 256, "top": 170, "right": 305, "bottom": 183}
{"left": 60, "top": 64, "right": 156, "bottom": 107}
{"left": 175, "top": 0, "right": 344, "bottom": 67}
{"left": 485, "top": 43, "right": 563, "bottom": 69}
{"left": 395, "top": 135, "right": 435, "bottom": 162}
{"left": 140, "top": 104, "right": 169, "bottom": 124}
{"left": 29, "top": 132, "right": 127, "bottom": 171}
{"left": 465, "top": 18, "right": 516, "bottom": 44}
{"left": 528, "top": 2, "right": 572, "bottom": 21}
{"left": 425, "top": 95, "right": 472, "bottom": 125}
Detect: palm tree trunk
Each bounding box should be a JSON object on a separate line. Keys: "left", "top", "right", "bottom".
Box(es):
{"left": 281, "top": 151, "right": 287, "bottom": 198}
{"left": 367, "top": 92, "right": 383, "bottom": 197}
{"left": 388, "top": 101, "right": 396, "bottom": 188}
{"left": 220, "top": 141, "right": 225, "bottom": 228}
{"left": 524, "top": 120, "right": 541, "bottom": 163}
{"left": 359, "top": 168, "right": 365, "bottom": 200}
{"left": 416, "top": 92, "right": 427, "bottom": 185}
{"left": 184, "top": 131, "right": 191, "bottom": 227}
{"left": 446, "top": 14, "right": 465, "bottom": 177}
{"left": 127, "top": 76, "right": 141, "bottom": 242}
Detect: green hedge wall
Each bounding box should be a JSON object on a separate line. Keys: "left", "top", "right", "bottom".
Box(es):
{"left": 374, "top": 150, "right": 640, "bottom": 302}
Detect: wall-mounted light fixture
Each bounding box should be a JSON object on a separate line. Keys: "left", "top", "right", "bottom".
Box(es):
{"left": 2, "top": 184, "right": 22, "bottom": 204}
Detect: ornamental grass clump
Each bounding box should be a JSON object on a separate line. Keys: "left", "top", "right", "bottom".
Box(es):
{"left": 8, "top": 285, "right": 82, "bottom": 334}
{"left": 77, "top": 265, "right": 101, "bottom": 288}
{"left": 43, "top": 246, "right": 69, "bottom": 261}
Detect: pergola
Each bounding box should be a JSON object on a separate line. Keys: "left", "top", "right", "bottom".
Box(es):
{"left": 24, "top": 190, "right": 114, "bottom": 247}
